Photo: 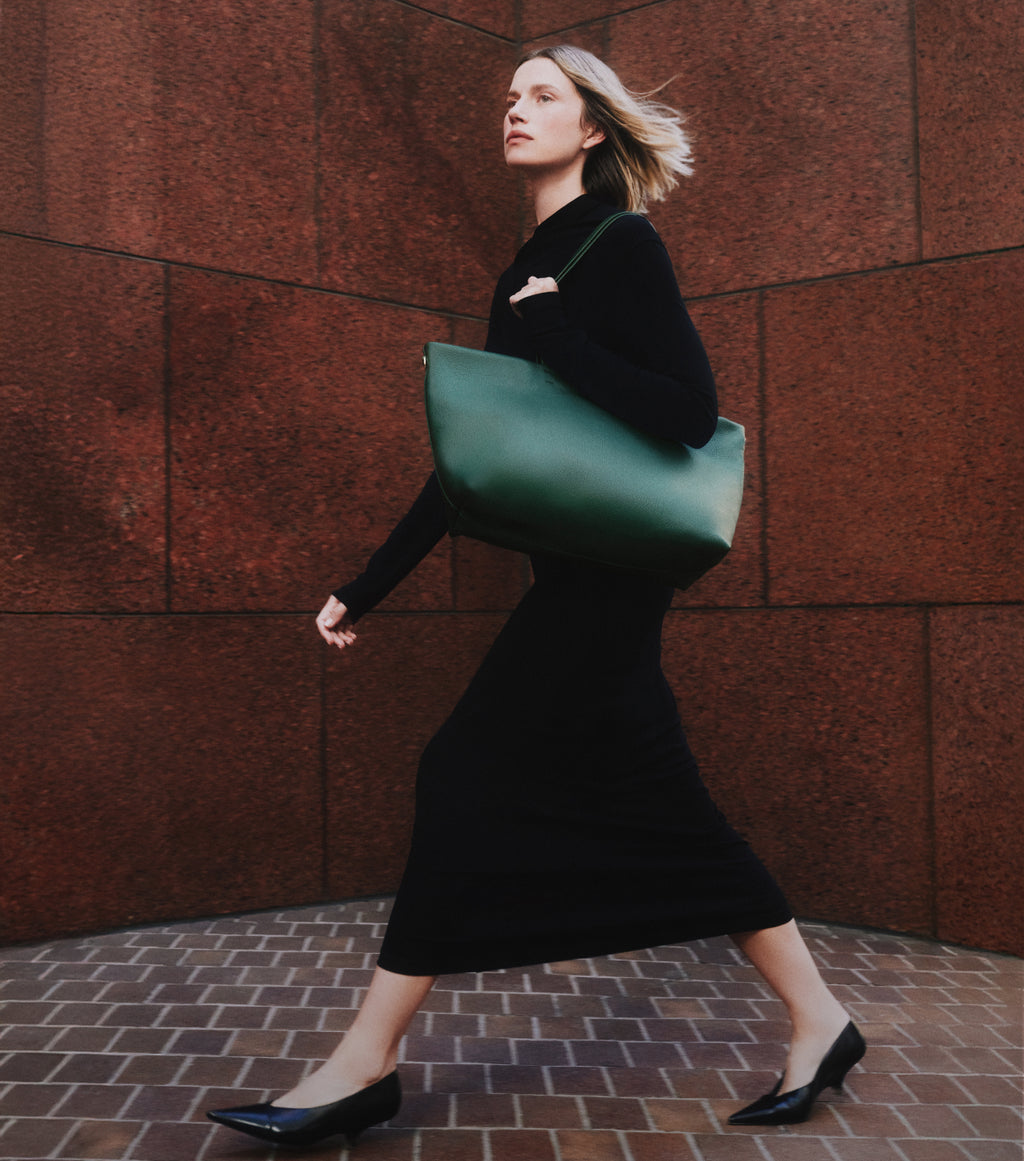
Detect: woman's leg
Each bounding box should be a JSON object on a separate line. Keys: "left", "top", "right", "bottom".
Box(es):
{"left": 731, "top": 920, "right": 851, "bottom": 1092}
{"left": 273, "top": 966, "right": 436, "bottom": 1108}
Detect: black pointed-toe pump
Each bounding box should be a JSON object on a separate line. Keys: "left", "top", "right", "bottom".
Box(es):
{"left": 728, "top": 1021, "right": 865, "bottom": 1127}
{"left": 207, "top": 1070, "right": 401, "bottom": 1148}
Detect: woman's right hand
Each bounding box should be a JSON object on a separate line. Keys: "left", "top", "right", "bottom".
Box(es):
{"left": 316, "top": 595, "right": 357, "bottom": 651}
{"left": 509, "top": 274, "right": 559, "bottom": 318}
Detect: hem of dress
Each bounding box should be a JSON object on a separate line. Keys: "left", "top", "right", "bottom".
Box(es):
{"left": 376, "top": 905, "right": 794, "bottom": 977}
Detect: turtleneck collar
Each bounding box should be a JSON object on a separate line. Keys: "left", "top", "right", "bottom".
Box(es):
{"left": 514, "top": 194, "right": 619, "bottom": 265}
{"left": 532, "top": 193, "right": 605, "bottom": 236}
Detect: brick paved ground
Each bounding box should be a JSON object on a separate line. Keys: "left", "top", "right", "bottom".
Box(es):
{"left": 1, "top": 898, "right": 1020, "bottom": 1161}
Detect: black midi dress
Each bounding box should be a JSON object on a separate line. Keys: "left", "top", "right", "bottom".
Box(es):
{"left": 335, "top": 195, "right": 792, "bottom": 976}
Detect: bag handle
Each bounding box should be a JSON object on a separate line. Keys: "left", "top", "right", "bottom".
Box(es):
{"left": 555, "top": 211, "right": 638, "bottom": 283}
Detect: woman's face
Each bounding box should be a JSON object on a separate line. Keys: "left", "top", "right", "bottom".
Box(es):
{"left": 504, "top": 57, "right": 604, "bottom": 173}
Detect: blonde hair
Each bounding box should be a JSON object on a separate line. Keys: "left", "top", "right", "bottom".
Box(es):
{"left": 523, "top": 45, "right": 693, "bottom": 213}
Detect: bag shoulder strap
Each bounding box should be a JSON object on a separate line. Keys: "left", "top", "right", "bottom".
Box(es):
{"left": 555, "top": 211, "right": 639, "bottom": 283}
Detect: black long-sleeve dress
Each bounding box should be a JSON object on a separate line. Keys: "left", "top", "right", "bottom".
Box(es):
{"left": 336, "top": 195, "right": 792, "bottom": 976}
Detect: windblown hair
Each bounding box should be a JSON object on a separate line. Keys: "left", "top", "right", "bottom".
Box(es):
{"left": 523, "top": 45, "right": 693, "bottom": 213}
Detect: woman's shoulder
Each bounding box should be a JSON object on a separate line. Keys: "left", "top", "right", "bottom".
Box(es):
{"left": 599, "top": 211, "right": 672, "bottom": 272}
{"left": 591, "top": 207, "right": 666, "bottom": 253}
{"left": 612, "top": 209, "right": 660, "bottom": 236}
{"left": 591, "top": 212, "right": 684, "bottom": 303}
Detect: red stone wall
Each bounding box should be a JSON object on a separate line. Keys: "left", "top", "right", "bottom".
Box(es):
{"left": 2, "top": 1, "right": 1021, "bottom": 955}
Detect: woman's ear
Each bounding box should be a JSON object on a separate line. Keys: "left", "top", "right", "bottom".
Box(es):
{"left": 583, "top": 123, "right": 606, "bottom": 150}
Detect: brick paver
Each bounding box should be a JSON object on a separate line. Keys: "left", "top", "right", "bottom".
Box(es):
{"left": 1, "top": 899, "right": 1021, "bottom": 1160}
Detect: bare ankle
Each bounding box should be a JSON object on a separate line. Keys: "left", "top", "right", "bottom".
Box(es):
{"left": 322, "top": 1042, "right": 398, "bottom": 1089}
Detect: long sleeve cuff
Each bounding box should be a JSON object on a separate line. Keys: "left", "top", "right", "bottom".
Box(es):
{"left": 333, "top": 472, "right": 449, "bottom": 622}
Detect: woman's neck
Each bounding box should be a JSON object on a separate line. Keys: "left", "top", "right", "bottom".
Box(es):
{"left": 529, "top": 172, "right": 588, "bottom": 225}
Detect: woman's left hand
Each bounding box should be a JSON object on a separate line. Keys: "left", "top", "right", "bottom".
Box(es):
{"left": 510, "top": 276, "right": 558, "bottom": 316}
{"left": 316, "top": 594, "right": 357, "bottom": 651}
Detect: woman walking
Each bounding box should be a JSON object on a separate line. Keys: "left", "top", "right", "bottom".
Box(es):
{"left": 208, "top": 45, "right": 864, "bottom": 1148}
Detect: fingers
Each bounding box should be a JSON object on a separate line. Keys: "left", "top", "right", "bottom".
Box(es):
{"left": 316, "top": 598, "right": 339, "bottom": 635}
{"left": 316, "top": 597, "right": 357, "bottom": 650}
{"left": 323, "top": 627, "right": 357, "bottom": 650}
{"left": 319, "top": 622, "right": 356, "bottom": 649}
{"left": 509, "top": 275, "right": 559, "bottom": 305}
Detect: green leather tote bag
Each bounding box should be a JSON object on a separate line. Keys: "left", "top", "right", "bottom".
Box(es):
{"left": 423, "top": 217, "right": 745, "bottom": 590}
